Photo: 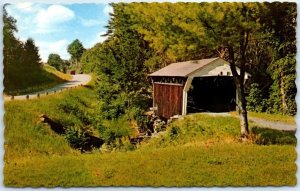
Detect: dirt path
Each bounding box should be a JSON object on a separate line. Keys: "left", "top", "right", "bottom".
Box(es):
{"left": 4, "top": 74, "right": 92, "bottom": 101}
{"left": 203, "top": 112, "right": 296, "bottom": 132}
{"left": 248, "top": 117, "right": 296, "bottom": 132}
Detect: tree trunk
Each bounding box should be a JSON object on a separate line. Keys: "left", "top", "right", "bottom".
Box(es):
{"left": 227, "top": 44, "right": 250, "bottom": 138}
{"left": 235, "top": 78, "right": 249, "bottom": 137}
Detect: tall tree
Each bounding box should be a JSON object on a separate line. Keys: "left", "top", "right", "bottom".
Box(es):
{"left": 47, "top": 53, "right": 64, "bottom": 71}
{"left": 23, "top": 38, "right": 41, "bottom": 68}
{"left": 192, "top": 3, "right": 267, "bottom": 137}
{"left": 67, "top": 39, "right": 85, "bottom": 68}
{"left": 3, "top": 6, "right": 45, "bottom": 93}
{"left": 94, "top": 3, "right": 153, "bottom": 119}
{"left": 3, "top": 5, "right": 22, "bottom": 88}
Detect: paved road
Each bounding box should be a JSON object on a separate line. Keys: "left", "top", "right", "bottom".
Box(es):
{"left": 203, "top": 112, "right": 296, "bottom": 132}
{"left": 4, "top": 74, "right": 92, "bottom": 101}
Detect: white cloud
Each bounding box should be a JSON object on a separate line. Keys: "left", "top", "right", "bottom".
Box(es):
{"left": 35, "top": 39, "right": 70, "bottom": 62}
{"left": 103, "top": 4, "right": 113, "bottom": 16}
{"left": 15, "top": 2, "right": 36, "bottom": 13}
{"left": 34, "top": 5, "right": 75, "bottom": 33}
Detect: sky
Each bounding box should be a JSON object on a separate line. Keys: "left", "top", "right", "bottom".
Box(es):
{"left": 6, "top": 2, "right": 113, "bottom": 62}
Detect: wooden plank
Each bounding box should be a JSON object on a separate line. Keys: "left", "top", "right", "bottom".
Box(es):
{"left": 153, "top": 83, "right": 184, "bottom": 119}
{"left": 174, "top": 85, "right": 178, "bottom": 115}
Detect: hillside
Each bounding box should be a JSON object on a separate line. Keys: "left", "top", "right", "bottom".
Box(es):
{"left": 4, "top": 64, "right": 71, "bottom": 96}
{"left": 4, "top": 81, "right": 296, "bottom": 187}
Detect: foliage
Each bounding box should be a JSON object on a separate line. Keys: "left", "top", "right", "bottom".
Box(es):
{"left": 98, "top": 117, "right": 132, "bottom": 150}
{"left": 246, "top": 83, "right": 267, "bottom": 112}
{"left": 263, "top": 3, "right": 296, "bottom": 115}
{"left": 3, "top": 7, "right": 67, "bottom": 95}
{"left": 47, "top": 53, "right": 65, "bottom": 72}
{"left": 65, "top": 126, "right": 89, "bottom": 150}
{"left": 267, "top": 55, "right": 296, "bottom": 115}
{"left": 90, "top": 4, "right": 154, "bottom": 120}
{"left": 67, "top": 39, "right": 85, "bottom": 68}
{"left": 64, "top": 125, "right": 100, "bottom": 151}
{"left": 80, "top": 43, "right": 103, "bottom": 73}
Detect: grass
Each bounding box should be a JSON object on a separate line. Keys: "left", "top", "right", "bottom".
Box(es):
{"left": 43, "top": 64, "right": 72, "bottom": 81}
{"left": 230, "top": 111, "right": 296, "bottom": 124}
{"left": 4, "top": 144, "right": 296, "bottom": 187}
{"left": 4, "top": 82, "right": 297, "bottom": 187}
{"left": 4, "top": 64, "right": 71, "bottom": 96}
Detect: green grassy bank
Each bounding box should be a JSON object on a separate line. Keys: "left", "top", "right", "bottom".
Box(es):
{"left": 4, "top": 82, "right": 296, "bottom": 187}
{"left": 4, "top": 64, "right": 71, "bottom": 96}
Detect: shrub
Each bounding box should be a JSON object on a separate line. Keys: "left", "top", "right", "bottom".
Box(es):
{"left": 65, "top": 126, "right": 89, "bottom": 150}
{"left": 98, "top": 117, "right": 133, "bottom": 150}
{"left": 168, "top": 125, "right": 180, "bottom": 139}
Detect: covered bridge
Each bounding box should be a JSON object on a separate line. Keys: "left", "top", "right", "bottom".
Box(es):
{"left": 149, "top": 57, "right": 250, "bottom": 119}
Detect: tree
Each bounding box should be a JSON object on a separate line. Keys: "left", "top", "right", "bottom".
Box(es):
{"left": 3, "top": 5, "right": 22, "bottom": 88}
{"left": 23, "top": 38, "right": 41, "bottom": 68}
{"left": 3, "top": 5, "right": 46, "bottom": 94}
{"left": 126, "top": 2, "right": 263, "bottom": 137}
{"left": 47, "top": 53, "right": 64, "bottom": 71}
{"left": 264, "top": 2, "right": 296, "bottom": 115}
{"left": 92, "top": 3, "right": 153, "bottom": 120}
{"left": 191, "top": 3, "right": 268, "bottom": 137}
{"left": 126, "top": 2, "right": 216, "bottom": 70}
{"left": 67, "top": 39, "right": 85, "bottom": 68}
{"left": 80, "top": 43, "right": 103, "bottom": 73}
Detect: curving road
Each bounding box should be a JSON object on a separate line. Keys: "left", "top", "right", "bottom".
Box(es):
{"left": 4, "top": 74, "right": 92, "bottom": 101}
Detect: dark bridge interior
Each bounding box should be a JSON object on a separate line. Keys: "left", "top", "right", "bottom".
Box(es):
{"left": 187, "top": 76, "right": 236, "bottom": 113}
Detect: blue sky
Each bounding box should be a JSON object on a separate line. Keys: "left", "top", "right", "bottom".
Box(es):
{"left": 6, "top": 3, "right": 112, "bottom": 61}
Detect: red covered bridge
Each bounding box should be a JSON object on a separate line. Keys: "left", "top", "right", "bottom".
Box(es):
{"left": 149, "top": 57, "right": 250, "bottom": 119}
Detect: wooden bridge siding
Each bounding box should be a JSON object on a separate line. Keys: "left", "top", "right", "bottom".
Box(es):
{"left": 154, "top": 83, "right": 183, "bottom": 119}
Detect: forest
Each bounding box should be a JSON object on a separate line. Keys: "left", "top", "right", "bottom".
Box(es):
{"left": 80, "top": 2, "right": 296, "bottom": 123}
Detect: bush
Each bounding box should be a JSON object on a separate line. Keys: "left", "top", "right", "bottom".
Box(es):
{"left": 65, "top": 126, "right": 89, "bottom": 150}
{"left": 168, "top": 125, "right": 180, "bottom": 139}
{"left": 98, "top": 117, "right": 133, "bottom": 150}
